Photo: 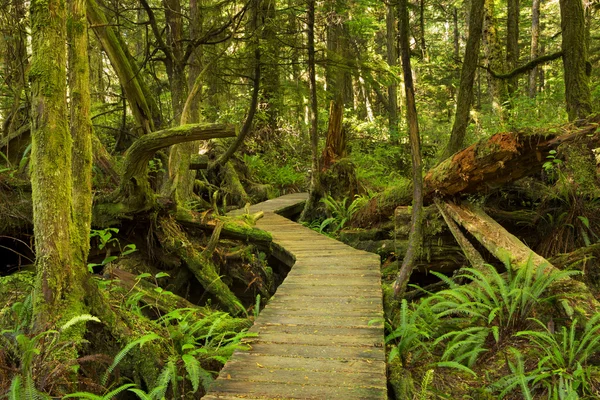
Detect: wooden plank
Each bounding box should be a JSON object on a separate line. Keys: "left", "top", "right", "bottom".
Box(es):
{"left": 282, "top": 275, "right": 382, "bottom": 287}
{"left": 266, "top": 296, "right": 382, "bottom": 310}
{"left": 217, "top": 363, "right": 386, "bottom": 388}
{"left": 276, "top": 284, "right": 381, "bottom": 297}
{"left": 258, "top": 306, "right": 381, "bottom": 319}
{"left": 227, "top": 352, "right": 385, "bottom": 374}
{"left": 208, "top": 380, "right": 387, "bottom": 400}
{"left": 249, "top": 323, "right": 383, "bottom": 339}
{"left": 246, "top": 331, "right": 383, "bottom": 347}
{"left": 256, "top": 315, "right": 381, "bottom": 328}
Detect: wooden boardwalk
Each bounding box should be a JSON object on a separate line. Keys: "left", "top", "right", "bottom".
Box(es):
{"left": 204, "top": 193, "right": 386, "bottom": 399}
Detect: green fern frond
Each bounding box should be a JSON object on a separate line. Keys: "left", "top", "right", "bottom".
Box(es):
{"left": 60, "top": 314, "right": 101, "bottom": 333}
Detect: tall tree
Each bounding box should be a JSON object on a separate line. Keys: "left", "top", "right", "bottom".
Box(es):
{"left": 393, "top": 0, "right": 424, "bottom": 298}
{"left": 69, "top": 0, "right": 94, "bottom": 273}
{"left": 506, "top": 0, "right": 520, "bottom": 97}
{"left": 386, "top": 1, "right": 399, "bottom": 141}
{"left": 559, "top": 0, "right": 592, "bottom": 120}
{"left": 300, "top": 0, "right": 320, "bottom": 222}
{"left": 441, "top": 0, "right": 486, "bottom": 159}
{"left": 30, "top": 0, "right": 88, "bottom": 330}
{"left": 482, "top": 0, "right": 507, "bottom": 117}
{"left": 529, "top": 0, "right": 541, "bottom": 97}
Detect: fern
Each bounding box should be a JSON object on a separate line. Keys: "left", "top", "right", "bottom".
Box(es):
{"left": 59, "top": 314, "right": 101, "bottom": 333}
{"left": 101, "top": 333, "right": 160, "bottom": 385}
{"left": 8, "top": 375, "right": 23, "bottom": 400}
{"left": 63, "top": 383, "right": 136, "bottom": 400}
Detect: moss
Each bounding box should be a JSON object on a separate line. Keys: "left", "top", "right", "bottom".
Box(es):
{"left": 388, "top": 358, "right": 415, "bottom": 399}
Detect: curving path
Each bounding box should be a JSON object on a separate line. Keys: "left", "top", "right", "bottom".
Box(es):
{"left": 203, "top": 193, "right": 386, "bottom": 399}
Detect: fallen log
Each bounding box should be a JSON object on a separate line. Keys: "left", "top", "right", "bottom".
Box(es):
{"left": 442, "top": 200, "right": 599, "bottom": 314}
{"left": 352, "top": 115, "right": 600, "bottom": 228}
{"left": 424, "top": 114, "right": 600, "bottom": 199}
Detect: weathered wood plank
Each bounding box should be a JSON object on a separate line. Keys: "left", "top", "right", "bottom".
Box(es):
{"left": 217, "top": 364, "right": 386, "bottom": 388}
{"left": 208, "top": 380, "right": 387, "bottom": 400}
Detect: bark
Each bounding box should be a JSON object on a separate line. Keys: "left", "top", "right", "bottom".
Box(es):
{"left": 68, "top": 0, "right": 94, "bottom": 270}
{"left": 321, "top": 100, "right": 346, "bottom": 171}
{"left": 506, "top": 0, "right": 520, "bottom": 97}
{"left": 386, "top": 2, "right": 399, "bottom": 141}
{"left": 393, "top": 0, "right": 424, "bottom": 298}
{"left": 559, "top": 0, "right": 593, "bottom": 121}
{"left": 529, "top": 0, "right": 541, "bottom": 97}
{"left": 300, "top": 0, "right": 321, "bottom": 223}
{"left": 442, "top": 0, "right": 485, "bottom": 159}
{"left": 424, "top": 114, "right": 600, "bottom": 199}
{"left": 30, "top": 0, "right": 87, "bottom": 330}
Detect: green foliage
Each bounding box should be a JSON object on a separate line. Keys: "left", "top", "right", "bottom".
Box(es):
{"left": 2, "top": 314, "right": 100, "bottom": 399}
{"left": 62, "top": 383, "right": 136, "bottom": 400}
{"left": 243, "top": 153, "right": 305, "bottom": 191}
{"left": 319, "top": 194, "right": 368, "bottom": 234}
{"left": 385, "top": 299, "right": 434, "bottom": 367}
{"left": 429, "top": 259, "right": 578, "bottom": 351}
{"left": 508, "top": 316, "right": 600, "bottom": 398}
{"left": 88, "top": 227, "right": 137, "bottom": 273}
{"left": 101, "top": 333, "right": 160, "bottom": 386}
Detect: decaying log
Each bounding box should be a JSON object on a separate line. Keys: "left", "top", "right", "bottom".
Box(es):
{"left": 442, "top": 200, "right": 599, "bottom": 313}
{"left": 424, "top": 114, "right": 600, "bottom": 199}
{"left": 157, "top": 217, "right": 245, "bottom": 315}
{"left": 108, "top": 267, "right": 202, "bottom": 314}
{"left": 175, "top": 209, "right": 272, "bottom": 249}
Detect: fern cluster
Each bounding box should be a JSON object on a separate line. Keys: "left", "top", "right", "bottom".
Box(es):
{"left": 385, "top": 257, "right": 599, "bottom": 398}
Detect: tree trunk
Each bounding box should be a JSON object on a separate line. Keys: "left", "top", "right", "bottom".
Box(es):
{"left": 300, "top": 0, "right": 321, "bottom": 222}
{"left": 68, "top": 0, "right": 94, "bottom": 272}
{"left": 559, "top": 0, "right": 592, "bottom": 120}
{"left": 442, "top": 0, "right": 485, "bottom": 159}
{"left": 30, "top": 0, "right": 87, "bottom": 330}
{"left": 87, "top": 0, "right": 161, "bottom": 134}
{"left": 321, "top": 100, "right": 346, "bottom": 171}
{"left": 528, "top": 0, "right": 540, "bottom": 97}
{"left": 482, "top": 0, "right": 507, "bottom": 118}
{"left": 386, "top": 2, "right": 399, "bottom": 142}
{"left": 393, "top": 0, "right": 424, "bottom": 298}
{"left": 506, "top": 0, "right": 520, "bottom": 97}
{"left": 442, "top": 201, "right": 599, "bottom": 313}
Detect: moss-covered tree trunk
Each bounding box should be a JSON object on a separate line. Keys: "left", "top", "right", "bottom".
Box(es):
{"left": 87, "top": 0, "right": 161, "bottom": 134}
{"left": 69, "top": 0, "right": 94, "bottom": 270}
{"left": 30, "top": 0, "right": 87, "bottom": 330}
{"left": 559, "top": 0, "right": 592, "bottom": 121}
